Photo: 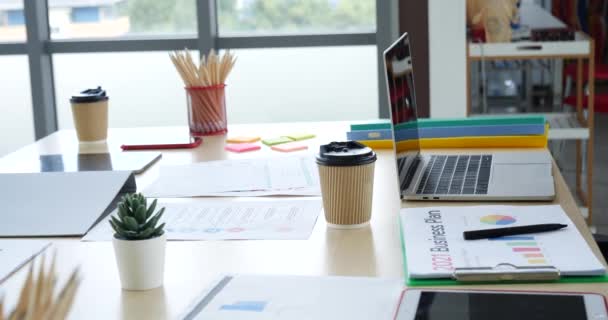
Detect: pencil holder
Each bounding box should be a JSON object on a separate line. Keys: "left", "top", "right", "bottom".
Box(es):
{"left": 186, "top": 84, "right": 227, "bottom": 136}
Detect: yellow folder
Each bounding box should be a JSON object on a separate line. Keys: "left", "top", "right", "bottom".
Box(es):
{"left": 358, "top": 125, "right": 549, "bottom": 151}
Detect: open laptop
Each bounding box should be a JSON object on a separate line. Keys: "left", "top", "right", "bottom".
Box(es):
{"left": 383, "top": 33, "right": 555, "bottom": 201}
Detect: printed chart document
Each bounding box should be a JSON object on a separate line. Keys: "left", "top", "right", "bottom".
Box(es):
{"left": 144, "top": 155, "right": 320, "bottom": 197}
{"left": 401, "top": 205, "right": 606, "bottom": 279}
{"left": 84, "top": 198, "right": 322, "bottom": 241}
{"left": 0, "top": 240, "right": 51, "bottom": 283}
{"left": 180, "top": 275, "right": 403, "bottom": 320}
{"left": 0, "top": 171, "right": 135, "bottom": 237}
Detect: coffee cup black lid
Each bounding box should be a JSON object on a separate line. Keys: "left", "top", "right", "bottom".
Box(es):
{"left": 70, "top": 86, "right": 108, "bottom": 103}
{"left": 316, "top": 141, "right": 377, "bottom": 166}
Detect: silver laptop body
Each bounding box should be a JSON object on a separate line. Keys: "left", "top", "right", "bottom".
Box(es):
{"left": 383, "top": 33, "right": 555, "bottom": 201}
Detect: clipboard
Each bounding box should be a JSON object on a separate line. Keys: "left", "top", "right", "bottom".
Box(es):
{"left": 398, "top": 216, "right": 608, "bottom": 286}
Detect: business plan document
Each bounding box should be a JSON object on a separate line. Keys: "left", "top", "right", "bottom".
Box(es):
{"left": 0, "top": 171, "right": 135, "bottom": 236}
{"left": 0, "top": 240, "right": 50, "bottom": 283}
{"left": 84, "top": 198, "right": 322, "bottom": 241}
{"left": 401, "top": 205, "right": 606, "bottom": 278}
{"left": 181, "top": 275, "right": 403, "bottom": 320}
{"left": 144, "top": 155, "right": 320, "bottom": 197}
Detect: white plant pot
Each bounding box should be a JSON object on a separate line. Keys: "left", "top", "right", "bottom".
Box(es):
{"left": 112, "top": 233, "right": 166, "bottom": 291}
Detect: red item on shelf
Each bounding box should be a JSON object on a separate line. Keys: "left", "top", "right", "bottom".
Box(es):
{"left": 564, "top": 64, "right": 608, "bottom": 81}
{"left": 563, "top": 94, "right": 608, "bottom": 113}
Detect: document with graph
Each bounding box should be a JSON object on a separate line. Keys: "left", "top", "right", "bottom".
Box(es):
{"left": 180, "top": 275, "right": 403, "bottom": 320}
{"left": 400, "top": 205, "right": 606, "bottom": 279}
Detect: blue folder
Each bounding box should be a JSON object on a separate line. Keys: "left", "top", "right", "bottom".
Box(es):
{"left": 394, "top": 124, "right": 546, "bottom": 141}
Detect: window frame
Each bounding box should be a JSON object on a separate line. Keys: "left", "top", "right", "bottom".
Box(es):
{"left": 0, "top": 0, "right": 393, "bottom": 139}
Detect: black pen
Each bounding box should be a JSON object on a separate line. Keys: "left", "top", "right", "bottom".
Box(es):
{"left": 463, "top": 223, "right": 568, "bottom": 240}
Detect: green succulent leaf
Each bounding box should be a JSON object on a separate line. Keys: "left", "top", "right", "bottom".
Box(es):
{"left": 110, "top": 220, "right": 131, "bottom": 238}
{"left": 117, "top": 202, "right": 127, "bottom": 219}
{"left": 145, "top": 199, "right": 157, "bottom": 219}
{"left": 134, "top": 205, "right": 146, "bottom": 224}
{"left": 112, "top": 193, "right": 166, "bottom": 240}
{"left": 152, "top": 223, "right": 166, "bottom": 237}
{"left": 138, "top": 227, "right": 155, "bottom": 239}
{"left": 123, "top": 216, "right": 139, "bottom": 231}
{"left": 125, "top": 194, "right": 135, "bottom": 208}
{"left": 142, "top": 207, "right": 164, "bottom": 230}
{"left": 111, "top": 216, "right": 126, "bottom": 230}
{"left": 121, "top": 230, "right": 140, "bottom": 240}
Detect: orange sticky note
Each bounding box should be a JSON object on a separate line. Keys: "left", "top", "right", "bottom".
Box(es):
{"left": 227, "top": 136, "right": 261, "bottom": 143}
{"left": 225, "top": 143, "right": 261, "bottom": 153}
{"left": 271, "top": 143, "right": 308, "bottom": 152}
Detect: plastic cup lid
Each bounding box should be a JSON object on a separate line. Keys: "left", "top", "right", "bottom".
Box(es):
{"left": 70, "top": 86, "right": 109, "bottom": 103}
{"left": 316, "top": 141, "right": 377, "bottom": 166}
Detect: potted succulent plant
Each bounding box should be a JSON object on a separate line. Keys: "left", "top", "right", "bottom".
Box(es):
{"left": 110, "top": 193, "right": 166, "bottom": 291}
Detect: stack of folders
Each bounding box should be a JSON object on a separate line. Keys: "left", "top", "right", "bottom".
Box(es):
{"left": 347, "top": 115, "right": 549, "bottom": 149}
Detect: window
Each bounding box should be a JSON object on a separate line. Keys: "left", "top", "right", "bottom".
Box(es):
{"left": 54, "top": 52, "right": 187, "bottom": 129}
{"left": 48, "top": 0, "right": 197, "bottom": 39}
{"left": 0, "top": 0, "right": 387, "bottom": 145}
{"left": 0, "top": 1, "right": 26, "bottom": 41}
{"left": 226, "top": 47, "right": 378, "bottom": 123}
{"left": 53, "top": 47, "right": 378, "bottom": 129}
{"left": 7, "top": 10, "right": 24, "bottom": 26}
{"left": 218, "top": 0, "right": 376, "bottom": 35}
{"left": 71, "top": 7, "right": 100, "bottom": 23}
{"left": 0, "top": 55, "right": 34, "bottom": 156}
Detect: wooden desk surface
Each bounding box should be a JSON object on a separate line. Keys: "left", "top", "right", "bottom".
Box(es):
{"left": 0, "top": 122, "right": 605, "bottom": 320}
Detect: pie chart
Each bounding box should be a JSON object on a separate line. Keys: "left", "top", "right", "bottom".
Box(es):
{"left": 480, "top": 214, "right": 516, "bottom": 225}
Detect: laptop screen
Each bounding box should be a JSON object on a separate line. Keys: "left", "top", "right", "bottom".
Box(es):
{"left": 383, "top": 33, "right": 421, "bottom": 195}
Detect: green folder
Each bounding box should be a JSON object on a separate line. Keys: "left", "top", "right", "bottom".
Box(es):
{"left": 352, "top": 116, "right": 546, "bottom": 132}
{"left": 398, "top": 216, "right": 608, "bottom": 286}
{"left": 350, "top": 120, "right": 391, "bottom": 131}
{"left": 394, "top": 115, "right": 546, "bottom": 131}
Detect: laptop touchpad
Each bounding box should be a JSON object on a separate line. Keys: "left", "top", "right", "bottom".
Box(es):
{"left": 491, "top": 164, "right": 552, "bottom": 183}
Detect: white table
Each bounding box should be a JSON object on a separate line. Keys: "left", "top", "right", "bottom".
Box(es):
{"left": 0, "top": 123, "right": 605, "bottom": 319}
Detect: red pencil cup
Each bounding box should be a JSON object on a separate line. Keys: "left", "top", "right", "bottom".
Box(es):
{"left": 186, "top": 84, "right": 228, "bottom": 136}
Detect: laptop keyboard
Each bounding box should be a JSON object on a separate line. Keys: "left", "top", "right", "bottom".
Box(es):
{"left": 397, "top": 156, "right": 421, "bottom": 191}
{"left": 415, "top": 155, "right": 492, "bottom": 195}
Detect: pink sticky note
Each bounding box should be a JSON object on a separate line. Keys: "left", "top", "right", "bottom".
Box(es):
{"left": 225, "top": 143, "right": 261, "bottom": 153}
{"left": 271, "top": 143, "right": 308, "bottom": 152}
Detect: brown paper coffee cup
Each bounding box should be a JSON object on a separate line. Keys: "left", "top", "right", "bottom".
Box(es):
{"left": 71, "top": 101, "right": 108, "bottom": 142}
{"left": 316, "top": 141, "right": 377, "bottom": 228}
{"left": 70, "top": 87, "right": 109, "bottom": 143}
{"left": 318, "top": 162, "right": 375, "bottom": 227}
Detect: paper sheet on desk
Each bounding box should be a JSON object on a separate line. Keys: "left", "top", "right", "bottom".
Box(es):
{"left": 144, "top": 155, "right": 320, "bottom": 197}
{"left": 200, "top": 187, "right": 321, "bottom": 197}
{"left": 83, "top": 198, "right": 322, "bottom": 241}
{"left": 181, "top": 275, "right": 403, "bottom": 320}
{"left": 401, "top": 205, "right": 606, "bottom": 279}
{"left": 0, "top": 240, "right": 51, "bottom": 283}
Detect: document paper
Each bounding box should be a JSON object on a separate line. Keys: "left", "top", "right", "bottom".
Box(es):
{"left": 401, "top": 205, "right": 606, "bottom": 278}
{"left": 144, "top": 155, "right": 320, "bottom": 197}
{"left": 181, "top": 275, "right": 403, "bottom": 320}
{"left": 84, "top": 198, "right": 322, "bottom": 241}
{"left": 0, "top": 171, "right": 134, "bottom": 236}
{"left": 0, "top": 240, "right": 51, "bottom": 283}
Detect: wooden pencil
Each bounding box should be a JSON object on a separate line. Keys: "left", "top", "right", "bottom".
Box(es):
{"left": 1, "top": 254, "right": 80, "bottom": 320}
{"left": 169, "top": 49, "right": 235, "bottom": 135}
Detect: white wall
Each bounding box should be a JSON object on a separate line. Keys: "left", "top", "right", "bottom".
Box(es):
{"left": 428, "top": 0, "right": 467, "bottom": 118}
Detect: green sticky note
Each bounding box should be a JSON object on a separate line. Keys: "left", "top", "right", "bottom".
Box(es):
{"left": 285, "top": 133, "right": 316, "bottom": 141}
{"left": 262, "top": 136, "right": 294, "bottom": 146}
